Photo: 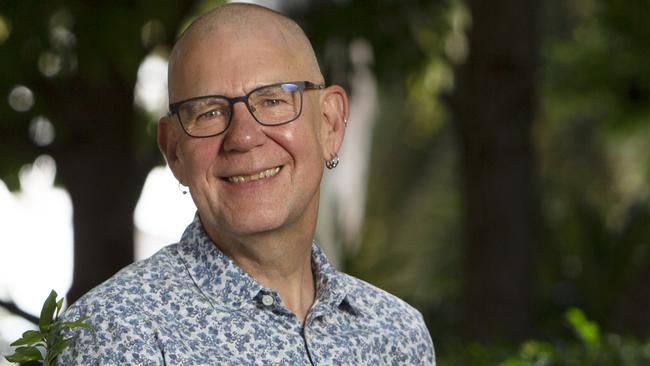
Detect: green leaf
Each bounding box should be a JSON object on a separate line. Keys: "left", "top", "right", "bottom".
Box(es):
{"left": 63, "top": 315, "right": 93, "bottom": 329}
{"left": 49, "top": 321, "right": 62, "bottom": 335}
{"left": 56, "top": 297, "right": 64, "bottom": 316}
{"left": 47, "top": 338, "right": 70, "bottom": 360}
{"left": 63, "top": 321, "right": 93, "bottom": 329}
{"left": 39, "top": 290, "right": 59, "bottom": 333}
{"left": 10, "top": 329, "right": 45, "bottom": 346}
{"left": 6, "top": 290, "right": 93, "bottom": 366}
{"left": 566, "top": 307, "right": 601, "bottom": 347}
{"left": 5, "top": 346, "right": 43, "bottom": 363}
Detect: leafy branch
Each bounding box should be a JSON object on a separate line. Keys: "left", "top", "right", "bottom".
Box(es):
{"left": 4, "top": 290, "right": 92, "bottom": 366}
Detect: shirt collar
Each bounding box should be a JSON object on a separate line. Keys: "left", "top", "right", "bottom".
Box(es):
{"left": 176, "top": 215, "right": 360, "bottom": 315}
{"left": 310, "top": 243, "right": 358, "bottom": 315}
{"left": 176, "top": 217, "right": 263, "bottom": 310}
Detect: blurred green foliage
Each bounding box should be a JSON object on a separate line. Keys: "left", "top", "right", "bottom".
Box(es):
{"left": 439, "top": 309, "right": 650, "bottom": 365}
{"left": 0, "top": 0, "right": 194, "bottom": 189}
{"left": 298, "top": 0, "right": 466, "bottom": 337}
{"left": 536, "top": 0, "right": 650, "bottom": 336}
{"left": 331, "top": 0, "right": 650, "bottom": 343}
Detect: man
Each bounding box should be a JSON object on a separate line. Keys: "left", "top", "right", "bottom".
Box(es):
{"left": 60, "top": 3, "right": 435, "bottom": 365}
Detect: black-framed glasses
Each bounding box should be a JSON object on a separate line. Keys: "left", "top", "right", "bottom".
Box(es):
{"left": 168, "top": 81, "right": 325, "bottom": 138}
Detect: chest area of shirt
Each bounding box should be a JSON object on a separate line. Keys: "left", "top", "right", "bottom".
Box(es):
{"left": 151, "top": 308, "right": 391, "bottom": 365}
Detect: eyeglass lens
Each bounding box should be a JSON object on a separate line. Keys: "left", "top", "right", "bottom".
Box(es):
{"left": 177, "top": 83, "right": 304, "bottom": 137}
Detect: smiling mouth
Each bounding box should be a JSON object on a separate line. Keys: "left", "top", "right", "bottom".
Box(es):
{"left": 226, "top": 166, "right": 281, "bottom": 183}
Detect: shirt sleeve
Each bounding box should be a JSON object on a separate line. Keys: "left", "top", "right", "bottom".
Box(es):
{"left": 58, "top": 303, "right": 164, "bottom": 366}
{"left": 416, "top": 312, "right": 436, "bottom": 366}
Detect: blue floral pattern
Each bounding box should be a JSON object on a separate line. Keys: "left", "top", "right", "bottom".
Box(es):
{"left": 59, "top": 217, "right": 435, "bottom": 365}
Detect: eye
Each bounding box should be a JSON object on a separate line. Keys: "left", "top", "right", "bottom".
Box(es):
{"left": 197, "top": 109, "right": 224, "bottom": 121}
{"left": 262, "top": 98, "right": 285, "bottom": 107}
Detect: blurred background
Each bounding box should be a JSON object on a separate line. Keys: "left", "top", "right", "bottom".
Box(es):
{"left": 1, "top": 0, "right": 650, "bottom": 364}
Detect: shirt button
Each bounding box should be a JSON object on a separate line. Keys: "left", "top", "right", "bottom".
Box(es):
{"left": 262, "top": 295, "right": 274, "bottom": 306}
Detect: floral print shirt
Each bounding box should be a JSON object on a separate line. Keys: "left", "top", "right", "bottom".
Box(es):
{"left": 59, "top": 217, "right": 435, "bottom": 365}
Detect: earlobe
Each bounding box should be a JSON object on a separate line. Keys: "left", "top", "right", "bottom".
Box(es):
{"left": 157, "top": 116, "right": 186, "bottom": 183}
{"left": 320, "top": 85, "right": 349, "bottom": 160}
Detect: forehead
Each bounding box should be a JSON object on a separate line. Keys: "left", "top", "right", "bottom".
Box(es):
{"left": 169, "top": 25, "right": 309, "bottom": 101}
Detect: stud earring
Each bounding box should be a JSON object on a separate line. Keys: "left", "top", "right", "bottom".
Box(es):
{"left": 325, "top": 153, "right": 340, "bottom": 170}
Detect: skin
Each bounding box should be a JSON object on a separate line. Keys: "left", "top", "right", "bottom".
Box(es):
{"left": 157, "top": 4, "right": 348, "bottom": 324}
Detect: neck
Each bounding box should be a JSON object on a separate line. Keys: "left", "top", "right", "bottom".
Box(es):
{"left": 232, "top": 236, "right": 315, "bottom": 324}
{"left": 202, "top": 199, "right": 319, "bottom": 324}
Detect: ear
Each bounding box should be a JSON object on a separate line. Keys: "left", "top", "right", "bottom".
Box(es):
{"left": 319, "top": 85, "right": 349, "bottom": 160}
{"left": 157, "top": 115, "right": 187, "bottom": 184}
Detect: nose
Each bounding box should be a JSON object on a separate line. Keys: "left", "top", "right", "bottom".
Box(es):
{"left": 222, "top": 100, "right": 266, "bottom": 152}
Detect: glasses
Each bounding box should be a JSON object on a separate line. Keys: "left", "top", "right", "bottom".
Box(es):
{"left": 168, "top": 81, "right": 325, "bottom": 138}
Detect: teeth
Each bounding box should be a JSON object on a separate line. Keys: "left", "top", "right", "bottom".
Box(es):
{"left": 227, "top": 167, "right": 281, "bottom": 183}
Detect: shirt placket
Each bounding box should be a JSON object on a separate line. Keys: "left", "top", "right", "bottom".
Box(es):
{"left": 256, "top": 289, "right": 316, "bottom": 365}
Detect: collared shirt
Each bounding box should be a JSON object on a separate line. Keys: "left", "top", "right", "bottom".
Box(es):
{"left": 59, "top": 217, "right": 435, "bottom": 365}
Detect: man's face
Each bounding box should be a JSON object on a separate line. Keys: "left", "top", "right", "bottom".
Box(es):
{"left": 164, "top": 30, "right": 328, "bottom": 242}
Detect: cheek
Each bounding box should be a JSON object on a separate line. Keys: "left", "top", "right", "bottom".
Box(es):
{"left": 180, "top": 139, "right": 221, "bottom": 181}
{"left": 272, "top": 113, "right": 324, "bottom": 160}
{"left": 278, "top": 129, "right": 321, "bottom": 168}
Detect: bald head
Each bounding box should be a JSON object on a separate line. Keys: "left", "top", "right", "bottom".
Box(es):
{"left": 168, "top": 3, "right": 323, "bottom": 100}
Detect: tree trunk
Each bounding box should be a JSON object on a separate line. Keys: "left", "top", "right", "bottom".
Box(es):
{"left": 453, "top": 0, "right": 541, "bottom": 341}
{"left": 50, "top": 75, "right": 154, "bottom": 303}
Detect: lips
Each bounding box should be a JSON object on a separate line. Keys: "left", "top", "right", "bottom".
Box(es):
{"left": 225, "top": 166, "right": 281, "bottom": 183}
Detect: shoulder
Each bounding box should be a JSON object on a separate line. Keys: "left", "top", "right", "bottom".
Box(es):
{"left": 61, "top": 244, "right": 188, "bottom": 345}
{"left": 62, "top": 243, "right": 186, "bottom": 323}
{"left": 68, "top": 244, "right": 183, "bottom": 315}
{"left": 58, "top": 245, "right": 185, "bottom": 364}
{"left": 340, "top": 273, "right": 436, "bottom": 364}
{"left": 342, "top": 273, "right": 423, "bottom": 323}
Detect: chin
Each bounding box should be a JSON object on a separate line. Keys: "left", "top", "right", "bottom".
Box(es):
{"left": 222, "top": 212, "right": 289, "bottom": 237}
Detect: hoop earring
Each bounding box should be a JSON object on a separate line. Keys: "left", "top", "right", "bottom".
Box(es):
{"left": 178, "top": 182, "right": 188, "bottom": 195}
{"left": 325, "top": 153, "right": 339, "bottom": 170}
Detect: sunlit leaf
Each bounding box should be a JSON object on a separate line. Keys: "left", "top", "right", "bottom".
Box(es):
{"left": 566, "top": 307, "right": 601, "bottom": 347}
